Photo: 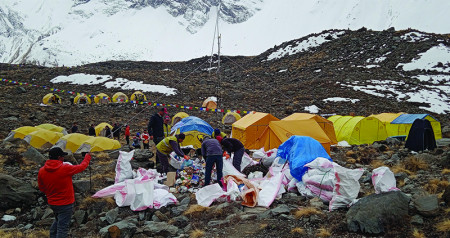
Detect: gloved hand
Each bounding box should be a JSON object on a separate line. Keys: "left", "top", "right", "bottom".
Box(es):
{"left": 223, "top": 151, "right": 230, "bottom": 159}
{"left": 184, "top": 155, "right": 190, "bottom": 160}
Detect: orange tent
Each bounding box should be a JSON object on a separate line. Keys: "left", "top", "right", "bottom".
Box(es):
{"left": 282, "top": 113, "right": 338, "bottom": 145}
{"left": 231, "top": 112, "right": 279, "bottom": 149}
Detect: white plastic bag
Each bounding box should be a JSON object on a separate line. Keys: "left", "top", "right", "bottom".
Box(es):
{"left": 240, "top": 153, "right": 257, "bottom": 170}
{"left": 329, "top": 165, "right": 364, "bottom": 211}
{"left": 257, "top": 172, "right": 284, "bottom": 208}
{"left": 195, "top": 183, "right": 225, "bottom": 207}
{"left": 115, "top": 150, "right": 134, "bottom": 183}
{"left": 115, "top": 180, "right": 136, "bottom": 207}
{"left": 130, "top": 180, "right": 154, "bottom": 211}
{"left": 372, "top": 166, "right": 399, "bottom": 194}
{"left": 222, "top": 157, "right": 246, "bottom": 177}
{"left": 169, "top": 152, "right": 183, "bottom": 170}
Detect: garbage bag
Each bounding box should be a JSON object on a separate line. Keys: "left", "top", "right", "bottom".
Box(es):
{"left": 195, "top": 183, "right": 226, "bottom": 207}
{"left": 372, "top": 166, "right": 399, "bottom": 194}
{"left": 329, "top": 165, "right": 364, "bottom": 211}
{"left": 115, "top": 150, "right": 134, "bottom": 183}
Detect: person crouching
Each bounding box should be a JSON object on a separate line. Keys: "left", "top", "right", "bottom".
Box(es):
{"left": 155, "top": 133, "right": 189, "bottom": 174}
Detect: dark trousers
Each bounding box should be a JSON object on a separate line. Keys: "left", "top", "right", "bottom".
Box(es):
{"left": 156, "top": 150, "right": 170, "bottom": 174}
{"left": 49, "top": 203, "right": 73, "bottom": 238}
{"left": 125, "top": 136, "right": 130, "bottom": 145}
{"left": 153, "top": 137, "right": 164, "bottom": 164}
{"left": 205, "top": 155, "right": 223, "bottom": 187}
{"left": 232, "top": 148, "right": 245, "bottom": 172}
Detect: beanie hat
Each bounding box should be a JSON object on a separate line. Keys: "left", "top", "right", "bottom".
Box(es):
{"left": 214, "top": 128, "right": 221, "bottom": 135}
{"left": 177, "top": 133, "right": 186, "bottom": 140}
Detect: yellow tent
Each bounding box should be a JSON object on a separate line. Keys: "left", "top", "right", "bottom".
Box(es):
{"left": 259, "top": 119, "right": 333, "bottom": 154}
{"left": 282, "top": 113, "right": 338, "bottom": 145}
{"left": 231, "top": 112, "right": 279, "bottom": 149}
{"left": 112, "top": 92, "right": 128, "bottom": 103}
{"left": 36, "top": 124, "right": 68, "bottom": 135}
{"left": 202, "top": 97, "right": 217, "bottom": 109}
{"left": 74, "top": 94, "right": 91, "bottom": 104}
{"left": 172, "top": 112, "right": 189, "bottom": 126}
{"left": 43, "top": 93, "right": 61, "bottom": 105}
{"left": 24, "top": 129, "right": 64, "bottom": 149}
{"left": 94, "top": 93, "right": 111, "bottom": 104}
{"left": 5, "top": 126, "right": 42, "bottom": 141}
{"left": 95, "top": 123, "right": 113, "bottom": 137}
{"left": 130, "top": 91, "right": 147, "bottom": 101}
{"left": 54, "top": 133, "right": 91, "bottom": 153}
{"left": 222, "top": 112, "right": 241, "bottom": 125}
{"left": 369, "top": 113, "right": 407, "bottom": 137}
{"left": 171, "top": 129, "right": 208, "bottom": 149}
{"left": 76, "top": 137, "right": 121, "bottom": 153}
{"left": 328, "top": 115, "right": 388, "bottom": 145}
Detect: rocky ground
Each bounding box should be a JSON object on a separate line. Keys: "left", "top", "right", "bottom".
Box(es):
{"left": 0, "top": 28, "right": 450, "bottom": 237}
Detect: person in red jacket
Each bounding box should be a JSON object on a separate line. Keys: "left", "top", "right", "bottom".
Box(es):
{"left": 38, "top": 147, "right": 91, "bottom": 238}
{"left": 124, "top": 124, "right": 131, "bottom": 145}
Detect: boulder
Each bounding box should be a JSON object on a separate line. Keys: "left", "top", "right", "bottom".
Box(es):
{"left": 133, "top": 149, "right": 154, "bottom": 162}
{"left": 413, "top": 194, "right": 439, "bottom": 217}
{"left": 0, "top": 173, "right": 38, "bottom": 209}
{"left": 270, "top": 204, "right": 292, "bottom": 216}
{"left": 74, "top": 210, "right": 87, "bottom": 225}
{"left": 105, "top": 207, "right": 119, "bottom": 224}
{"left": 143, "top": 221, "right": 179, "bottom": 237}
{"left": 346, "top": 191, "right": 410, "bottom": 235}
{"left": 99, "top": 217, "right": 138, "bottom": 238}
{"left": 442, "top": 126, "right": 450, "bottom": 138}
{"left": 437, "top": 138, "right": 450, "bottom": 147}
{"left": 22, "top": 147, "right": 46, "bottom": 165}
{"left": 73, "top": 180, "right": 91, "bottom": 193}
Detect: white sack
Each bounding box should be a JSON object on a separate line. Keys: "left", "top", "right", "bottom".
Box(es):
{"left": 257, "top": 172, "right": 284, "bottom": 208}
{"left": 115, "top": 180, "right": 136, "bottom": 207}
{"left": 222, "top": 157, "right": 246, "bottom": 177}
{"left": 329, "top": 165, "right": 364, "bottom": 211}
{"left": 169, "top": 152, "right": 183, "bottom": 170}
{"left": 195, "top": 183, "right": 225, "bottom": 207}
{"left": 372, "top": 166, "right": 399, "bottom": 194}
{"left": 115, "top": 150, "right": 134, "bottom": 183}
{"left": 130, "top": 180, "right": 154, "bottom": 211}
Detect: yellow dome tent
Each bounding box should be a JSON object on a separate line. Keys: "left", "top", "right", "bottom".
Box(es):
{"left": 282, "top": 113, "right": 338, "bottom": 145}
{"left": 222, "top": 112, "right": 241, "bottom": 125}
{"left": 36, "top": 123, "right": 68, "bottom": 135}
{"left": 54, "top": 133, "right": 91, "bottom": 153}
{"left": 76, "top": 137, "right": 121, "bottom": 153}
{"left": 231, "top": 112, "right": 279, "bottom": 149}
{"left": 24, "top": 129, "right": 64, "bottom": 149}
{"left": 94, "top": 93, "right": 111, "bottom": 104}
{"left": 130, "top": 91, "right": 147, "bottom": 102}
{"left": 172, "top": 112, "right": 189, "bottom": 126}
{"left": 43, "top": 93, "right": 61, "bottom": 105}
{"left": 369, "top": 113, "right": 407, "bottom": 137}
{"left": 112, "top": 92, "right": 128, "bottom": 103}
{"left": 328, "top": 115, "right": 388, "bottom": 145}
{"left": 74, "top": 94, "right": 91, "bottom": 104}
{"left": 4, "top": 126, "right": 42, "bottom": 141}
{"left": 202, "top": 97, "right": 217, "bottom": 109}
{"left": 95, "top": 123, "right": 113, "bottom": 137}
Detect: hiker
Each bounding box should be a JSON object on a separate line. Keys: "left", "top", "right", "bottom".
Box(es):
{"left": 163, "top": 115, "right": 171, "bottom": 137}
{"left": 105, "top": 126, "right": 112, "bottom": 138}
{"left": 156, "top": 133, "right": 189, "bottom": 174}
{"left": 112, "top": 123, "right": 121, "bottom": 141}
{"left": 148, "top": 108, "right": 166, "bottom": 163}
{"left": 212, "top": 128, "right": 227, "bottom": 139}
{"left": 141, "top": 129, "right": 150, "bottom": 149}
{"left": 38, "top": 147, "right": 91, "bottom": 238}
{"left": 70, "top": 122, "right": 78, "bottom": 134}
{"left": 132, "top": 132, "right": 141, "bottom": 149}
{"left": 124, "top": 124, "right": 130, "bottom": 145}
{"left": 219, "top": 137, "right": 245, "bottom": 172}
{"left": 88, "top": 124, "right": 96, "bottom": 136}
{"left": 200, "top": 136, "right": 223, "bottom": 187}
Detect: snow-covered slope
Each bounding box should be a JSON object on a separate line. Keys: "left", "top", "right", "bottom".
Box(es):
{"left": 1, "top": 0, "right": 449, "bottom": 66}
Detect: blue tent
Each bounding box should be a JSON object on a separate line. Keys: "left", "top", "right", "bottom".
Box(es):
{"left": 277, "top": 136, "right": 331, "bottom": 181}
{"left": 171, "top": 116, "right": 214, "bottom": 135}
{"left": 391, "top": 114, "right": 436, "bottom": 124}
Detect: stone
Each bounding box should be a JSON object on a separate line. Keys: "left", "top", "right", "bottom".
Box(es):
{"left": 179, "top": 196, "right": 191, "bottom": 206}
{"left": 32, "top": 207, "right": 42, "bottom": 220}
{"left": 16, "top": 87, "right": 27, "bottom": 93}
{"left": 279, "top": 214, "right": 295, "bottom": 220}
{"left": 133, "top": 149, "right": 154, "bottom": 162}
{"left": 154, "top": 210, "right": 169, "bottom": 222}
{"left": 386, "top": 137, "right": 401, "bottom": 146}
{"left": 257, "top": 210, "right": 272, "bottom": 220}
{"left": 346, "top": 191, "right": 410, "bottom": 235}
{"left": 437, "top": 138, "right": 450, "bottom": 147}
{"left": 441, "top": 126, "right": 450, "bottom": 138}
{"left": 42, "top": 208, "right": 53, "bottom": 220}
{"left": 22, "top": 147, "right": 46, "bottom": 165}
{"left": 23, "top": 224, "right": 33, "bottom": 230}
{"left": 270, "top": 204, "right": 291, "bottom": 216}
{"left": 170, "top": 215, "right": 189, "bottom": 228}
{"left": 99, "top": 217, "right": 138, "bottom": 238}
{"left": 143, "top": 221, "right": 179, "bottom": 237}
{"left": 309, "top": 197, "right": 326, "bottom": 209}
{"left": 4, "top": 116, "right": 18, "bottom": 121}
{"left": 208, "top": 220, "right": 231, "bottom": 227}
{"left": 413, "top": 194, "right": 439, "bottom": 217}
{"left": 410, "top": 215, "right": 424, "bottom": 225}
{"left": 171, "top": 204, "right": 188, "bottom": 217}
{"left": 0, "top": 173, "right": 37, "bottom": 209}
{"left": 105, "top": 207, "right": 119, "bottom": 224}
{"left": 73, "top": 180, "right": 91, "bottom": 193}
{"left": 73, "top": 210, "right": 87, "bottom": 225}
{"left": 240, "top": 214, "right": 257, "bottom": 220}
{"left": 394, "top": 172, "right": 408, "bottom": 181}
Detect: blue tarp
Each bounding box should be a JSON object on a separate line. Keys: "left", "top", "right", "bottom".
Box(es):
{"left": 277, "top": 136, "right": 331, "bottom": 181}
{"left": 391, "top": 114, "right": 437, "bottom": 124}
{"left": 171, "top": 116, "right": 214, "bottom": 135}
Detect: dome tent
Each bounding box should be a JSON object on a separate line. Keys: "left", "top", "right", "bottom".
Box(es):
{"left": 24, "top": 129, "right": 64, "bottom": 149}
{"left": 231, "top": 112, "right": 279, "bottom": 150}
{"left": 95, "top": 123, "right": 113, "bottom": 137}
{"left": 222, "top": 111, "right": 241, "bottom": 125}
{"left": 282, "top": 113, "right": 338, "bottom": 145}
{"left": 202, "top": 97, "right": 217, "bottom": 110}
{"left": 390, "top": 114, "right": 442, "bottom": 140}
{"left": 4, "top": 126, "right": 42, "bottom": 141}
{"left": 112, "top": 92, "right": 128, "bottom": 103}
{"left": 172, "top": 112, "right": 189, "bottom": 126}
{"left": 130, "top": 91, "right": 147, "bottom": 102}
{"left": 76, "top": 137, "right": 121, "bottom": 153}
{"left": 369, "top": 113, "right": 407, "bottom": 137}
{"left": 328, "top": 115, "right": 388, "bottom": 145}
{"left": 43, "top": 93, "right": 61, "bottom": 105}
{"left": 54, "top": 133, "right": 91, "bottom": 153}
{"left": 74, "top": 94, "right": 91, "bottom": 104}
{"left": 171, "top": 116, "right": 214, "bottom": 149}
{"left": 36, "top": 123, "right": 68, "bottom": 135}
{"left": 94, "top": 93, "right": 111, "bottom": 104}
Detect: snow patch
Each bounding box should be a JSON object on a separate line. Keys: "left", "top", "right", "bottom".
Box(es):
{"left": 304, "top": 105, "right": 320, "bottom": 114}
{"left": 2, "top": 215, "right": 16, "bottom": 221}
{"left": 401, "top": 32, "right": 430, "bottom": 42}
{"left": 413, "top": 75, "right": 450, "bottom": 84}
{"left": 323, "top": 97, "right": 360, "bottom": 103}
{"left": 399, "top": 44, "right": 450, "bottom": 73}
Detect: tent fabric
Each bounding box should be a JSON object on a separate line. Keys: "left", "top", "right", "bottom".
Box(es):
{"left": 260, "top": 119, "right": 333, "bottom": 154}
{"left": 172, "top": 112, "right": 189, "bottom": 126}
{"left": 232, "top": 112, "right": 279, "bottom": 149}
{"left": 222, "top": 112, "right": 241, "bottom": 125}
{"left": 74, "top": 94, "right": 91, "bottom": 104}
{"left": 202, "top": 97, "right": 217, "bottom": 109}
{"left": 405, "top": 119, "right": 437, "bottom": 152}
{"left": 328, "top": 115, "right": 388, "bottom": 145}
{"left": 369, "top": 113, "right": 407, "bottom": 137}
{"left": 391, "top": 114, "right": 442, "bottom": 140}
{"left": 43, "top": 93, "right": 61, "bottom": 105}
{"left": 112, "top": 92, "right": 128, "bottom": 103}
{"left": 277, "top": 136, "right": 331, "bottom": 181}
{"left": 170, "top": 116, "right": 213, "bottom": 149}
{"left": 36, "top": 124, "right": 68, "bottom": 135}
{"left": 95, "top": 123, "right": 113, "bottom": 137}
{"left": 94, "top": 93, "right": 111, "bottom": 104}
{"left": 5, "top": 126, "right": 42, "bottom": 141}
{"left": 24, "top": 129, "right": 64, "bottom": 149}
{"left": 282, "top": 113, "right": 338, "bottom": 145}
{"left": 130, "top": 91, "right": 147, "bottom": 101}
{"left": 54, "top": 133, "right": 91, "bottom": 153}
{"left": 76, "top": 137, "right": 121, "bottom": 153}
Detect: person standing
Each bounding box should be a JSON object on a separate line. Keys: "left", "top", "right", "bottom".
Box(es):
{"left": 105, "top": 126, "right": 112, "bottom": 138}
{"left": 148, "top": 108, "right": 166, "bottom": 146}
{"left": 163, "top": 115, "right": 171, "bottom": 138}
{"left": 112, "top": 123, "right": 121, "bottom": 141}
{"left": 70, "top": 123, "right": 78, "bottom": 134}
{"left": 156, "top": 133, "right": 189, "bottom": 174}
{"left": 124, "top": 124, "right": 130, "bottom": 145}
{"left": 219, "top": 137, "right": 245, "bottom": 172}
{"left": 38, "top": 147, "right": 91, "bottom": 238}
{"left": 88, "top": 124, "right": 96, "bottom": 137}
{"left": 200, "top": 136, "right": 223, "bottom": 187}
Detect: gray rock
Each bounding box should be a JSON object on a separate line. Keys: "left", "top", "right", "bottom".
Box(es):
{"left": 32, "top": 207, "right": 43, "bottom": 220}
{"left": 143, "top": 221, "right": 179, "bottom": 236}
{"left": 99, "top": 217, "right": 138, "bottom": 238}
{"left": 309, "top": 197, "right": 326, "bottom": 209}
{"left": 410, "top": 215, "right": 424, "bottom": 225}
{"left": 270, "top": 204, "right": 291, "bottom": 216}
{"left": 73, "top": 210, "right": 87, "bottom": 225}
{"left": 73, "top": 180, "right": 91, "bottom": 193}
{"left": 151, "top": 214, "right": 161, "bottom": 222}
{"left": 133, "top": 149, "right": 154, "bottom": 162}
{"left": 23, "top": 224, "right": 33, "bottom": 230}
{"left": 244, "top": 207, "right": 267, "bottom": 214}
{"left": 4, "top": 116, "right": 18, "bottom": 121}
{"left": 179, "top": 196, "right": 191, "bottom": 206}
{"left": 240, "top": 214, "right": 257, "bottom": 220}
{"left": 170, "top": 215, "right": 189, "bottom": 228}
{"left": 437, "top": 138, "right": 450, "bottom": 147}
{"left": 413, "top": 194, "right": 439, "bottom": 217}
{"left": 42, "top": 208, "right": 53, "bottom": 220}
{"left": 386, "top": 137, "right": 401, "bottom": 146}
{"left": 17, "top": 87, "right": 27, "bottom": 93}
{"left": 346, "top": 191, "right": 410, "bottom": 235}
{"left": 441, "top": 126, "right": 450, "bottom": 138}
{"left": 257, "top": 210, "right": 272, "bottom": 220}
{"left": 22, "top": 147, "right": 46, "bottom": 165}
{"left": 394, "top": 172, "right": 408, "bottom": 181}
{"left": 0, "top": 173, "right": 37, "bottom": 209}
{"left": 171, "top": 204, "right": 188, "bottom": 217}
{"left": 215, "top": 202, "right": 233, "bottom": 210}
{"left": 184, "top": 224, "right": 192, "bottom": 233}
{"left": 279, "top": 214, "right": 295, "bottom": 220}
{"left": 208, "top": 220, "right": 231, "bottom": 227}
{"left": 105, "top": 207, "right": 119, "bottom": 224}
